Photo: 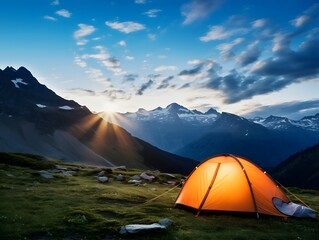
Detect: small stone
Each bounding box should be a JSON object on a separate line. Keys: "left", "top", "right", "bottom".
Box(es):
{"left": 116, "top": 174, "right": 124, "bottom": 181}
{"left": 38, "top": 170, "right": 54, "bottom": 179}
{"left": 55, "top": 165, "right": 68, "bottom": 171}
{"left": 97, "top": 171, "right": 105, "bottom": 177}
{"left": 62, "top": 171, "right": 73, "bottom": 177}
{"left": 140, "top": 172, "right": 155, "bottom": 181}
{"left": 128, "top": 179, "right": 142, "bottom": 184}
{"left": 130, "top": 175, "right": 141, "bottom": 180}
{"left": 97, "top": 176, "right": 109, "bottom": 183}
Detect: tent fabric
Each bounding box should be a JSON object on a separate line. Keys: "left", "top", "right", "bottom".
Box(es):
{"left": 175, "top": 154, "right": 290, "bottom": 217}
{"left": 273, "top": 198, "right": 317, "bottom": 219}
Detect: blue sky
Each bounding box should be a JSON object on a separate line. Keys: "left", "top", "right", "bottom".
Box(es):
{"left": 1, "top": 0, "right": 318, "bottom": 119}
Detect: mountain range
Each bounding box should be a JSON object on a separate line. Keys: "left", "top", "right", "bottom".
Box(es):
{"left": 109, "top": 103, "right": 319, "bottom": 168}
{"left": 0, "top": 66, "right": 196, "bottom": 174}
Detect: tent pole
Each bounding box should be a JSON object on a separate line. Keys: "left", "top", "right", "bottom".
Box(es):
{"left": 196, "top": 162, "right": 221, "bottom": 216}
{"left": 230, "top": 154, "right": 259, "bottom": 219}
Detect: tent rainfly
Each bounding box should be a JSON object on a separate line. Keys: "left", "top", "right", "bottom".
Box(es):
{"left": 174, "top": 154, "right": 317, "bottom": 218}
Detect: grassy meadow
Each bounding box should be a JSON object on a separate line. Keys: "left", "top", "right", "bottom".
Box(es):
{"left": 0, "top": 153, "right": 318, "bottom": 240}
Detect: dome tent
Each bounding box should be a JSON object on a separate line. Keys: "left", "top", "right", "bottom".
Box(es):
{"left": 174, "top": 154, "right": 296, "bottom": 218}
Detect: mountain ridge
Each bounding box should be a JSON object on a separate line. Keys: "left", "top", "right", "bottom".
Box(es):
{"left": 0, "top": 66, "right": 196, "bottom": 174}
{"left": 107, "top": 103, "right": 319, "bottom": 167}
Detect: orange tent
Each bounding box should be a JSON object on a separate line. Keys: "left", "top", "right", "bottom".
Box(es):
{"left": 174, "top": 154, "right": 290, "bottom": 217}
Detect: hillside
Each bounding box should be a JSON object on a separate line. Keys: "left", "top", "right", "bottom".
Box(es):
{"left": 272, "top": 143, "right": 319, "bottom": 190}
{"left": 0, "top": 153, "right": 318, "bottom": 239}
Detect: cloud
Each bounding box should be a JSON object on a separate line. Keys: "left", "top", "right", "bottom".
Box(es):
{"left": 202, "top": 38, "right": 319, "bottom": 104}
{"left": 85, "top": 68, "right": 106, "bottom": 82}
{"left": 217, "top": 37, "right": 244, "bottom": 52}
{"left": 123, "top": 74, "right": 138, "bottom": 82}
{"left": 68, "top": 88, "right": 96, "bottom": 96}
{"left": 51, "top": 0, "right": 59, "bottom": 5}
{"left": 136, "top": 80, "right": 154, "bottom": 95}
{"left": 118, "top": 40, "right": 126, "bottom": 46}
{"left": 82, "top": 46, "right": 110, "bottom": 60}
{"left": 105, "top": 21, "right": 145, "bottom": 34}
{"left": 44, "top": 15, "right": 57, "bottom": 21}
{"left": 236, "top": 45, "right": 260, "bottom": 66}
{"left": 253, "top": 38, "right": 319, "bottom": 80}
{"left": 157, "top": 76, "right": 174, "bottom": 89}
{"left": 154, "top": 65, "right": 177, "bottom": 72}
{"left": 187, "top": 59, "right": 203, "bottom": 65}
{"left": 252, "top": 19, "right": 268, "bottom": 28}
{"left": 244, "top": 99, "right": 319, "bottom": 120}
{"left": 181, "top": 0, "right": 224, "bottom": 25}
{"left": 148, "top": 34, "right": 157, "bottom": 40}
{"left": 291, "top": 3, "right": 319, "bottom": 28}
{"left": 125, "top": 56, "right": 134, "bottom": 60}
{"left": 102, "top": 57, "right": 126, "bottom": 75}
{"left": 56, "top": 9, "right": 71, "bottom": 18}
{"left": 74, "top": 24, "right": 96, "bottom": 45}
{"left": 74, "top": 55, "right": 87, "bottom": 68}
{"left": 143, "top": 9, "right": 162, "bottom": 18}
{"left": 135, "top": 0, "right": 146, "bottom": 3}
{"left": 200, "top": 25, "right": 247, "bottom": 42}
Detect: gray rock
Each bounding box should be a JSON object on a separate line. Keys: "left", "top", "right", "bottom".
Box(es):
{"left": 62, "top": 171, "right": 73, "bottom": 177}
{"left": 116, "top": 174, "right": 124, "bottom": 181}
{"left": 128, "top": 179, "right": 142, "bottom": 184}
{"left": 55, "top": 165, "right": 68, "bottom": 171}
{"left": 130, "top": 175, "right": 141, "bottom": 180}
{"left": 38, "top": 170, "right": 54, "bottom": 179}
{"left": 97, "top": 176, "right": 109, "bottom": 183}
{"left": 160, "top": 173, "right": 176, "bottom": 178}
{"left": 97, "top": 171, "right": 105, "bottom": 177}
{"left": 140, "top": 172, "right": 155, "bottom": 181}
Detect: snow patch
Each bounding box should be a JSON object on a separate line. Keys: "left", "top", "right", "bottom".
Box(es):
{"left": 11, "top": 78, "right": 28, "bottom": 88}
{"left": 36, "top": 104, "right": 47, "bottom": 108}
{"left": 59, "top": 105, "right": 74, "bottom": 110}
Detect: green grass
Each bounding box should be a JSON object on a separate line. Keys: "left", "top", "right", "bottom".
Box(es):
{"left": 0, "top": 153, "right": 318, "bottom": 239}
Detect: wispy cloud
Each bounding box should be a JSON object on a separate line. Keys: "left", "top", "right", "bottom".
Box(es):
{"left": 51, "top": 0, "right": 60, "bottom": 5}
{"left": 182, "top": 0, "right": 225, "bottom": 25}
{"left": 44, "top": 15, "right": 57, "bottom": 21}
{"left": 244, "top": 99, "right": 319, "bottom": 120}
{"left": 74, "top": 55, "right": 87, "bottom": 68}
{"left": 154, "top": 65, "right": 177, "bottom": 72}
{"left": 135, "top": 0, "right": 146, "bottom": 4}
{"left": 105, "top": 21, "right": 145, "bottom": 34}
{"left": 74, "top": 24, "right": 96, "bottom": 45}
{"left": 123, "top": 74, "right": 138, "bottom": 82}
{"left": 125, "top": 56, "right": 134, "bottom": 60}
{"left": 148, "top": 34, "right": 156, "bottom": 40}
{"left": 136, "top": 80, "right": 154, "bottom": 95}
{"left": 200, "top": 25, "right": 247, "bottom": 42}
{"left": 56, "top": 9, "right": 71, "bottom": 18}
{"left": 236, "top": 45, "right": 260, "bottom": 66}
{"left": 118, "top": 40, "right": 126, "bottom": 46}
{"left": 217, "top": 37, "right": 244, "bottom": 52}
{"left": 291, "top": 3, "right": 319, "bottom": 28}
{"left": 252, "top": 18, "right": 268, "bottom": 28}
{"left": 157, "top": 76, "right": 174, "bottom": 89}
{"left": 143, "top": 9, "right": 162, "bottom": 18}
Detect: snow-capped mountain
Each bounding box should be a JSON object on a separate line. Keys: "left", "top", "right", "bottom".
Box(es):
{"left": 107, "top": 103, "right": 221, "bottom": 153}
{"left": 108, "top": 104, "right": 319, "bottom": 168}
{"left": 0, "top": 66, "right": 196, "bottom": 174}
{"left": 125, "top": 103, "right": 220, "bottom": 125}
{"left": 251, "top": 114, "right": 319, "bottom": 132}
